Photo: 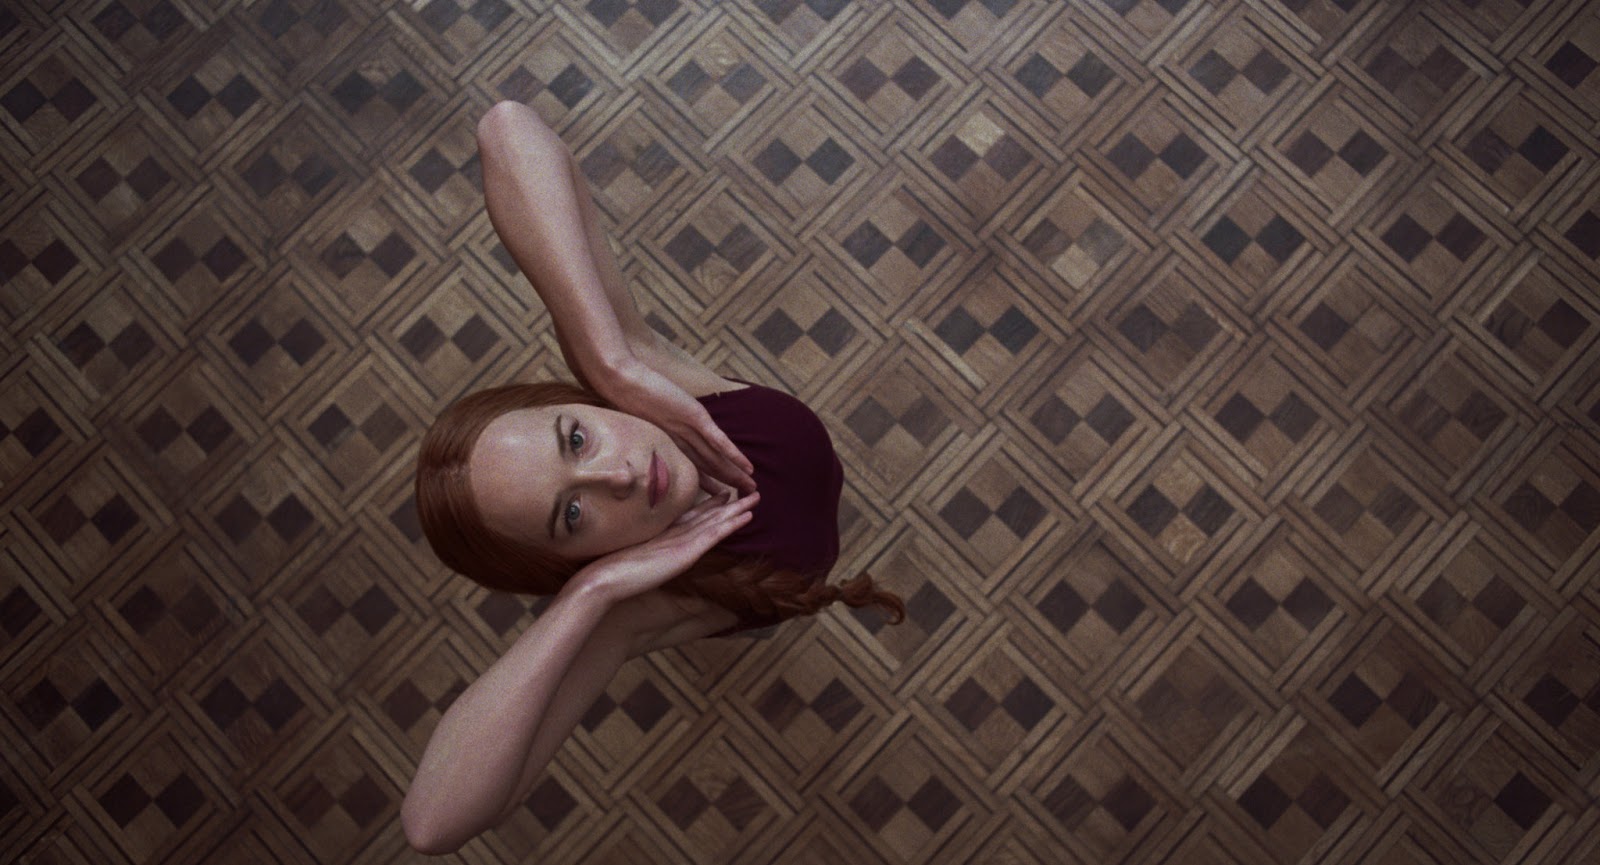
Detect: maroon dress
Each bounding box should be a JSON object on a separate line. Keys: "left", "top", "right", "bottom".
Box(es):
{"left": 697, "top": 383, "right": 843, "bottom": 635}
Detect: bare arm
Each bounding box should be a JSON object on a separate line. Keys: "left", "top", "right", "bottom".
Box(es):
{"left": 401, "top": 494, "right": 752, "bottom": 855}
{"left": 487, "top": 588, "right": 731, "bottom": 826}
{"left": 476, "top": 101, "right": 753, "bottom": 490}
{"left": 477, "top": 101, "right": 641, "bottom": 386}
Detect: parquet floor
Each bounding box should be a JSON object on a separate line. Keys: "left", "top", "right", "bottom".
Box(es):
{"left": 4, "top": 0, "right": 1600, "bottom": 861}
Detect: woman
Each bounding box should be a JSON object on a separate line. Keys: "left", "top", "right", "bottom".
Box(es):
{"left": 401, "top": 102, "right": 903, "bottom": 855}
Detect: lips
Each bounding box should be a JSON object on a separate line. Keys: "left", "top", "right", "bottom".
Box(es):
{"left": 648, "top": 451, "right": 666, "bottom": 507}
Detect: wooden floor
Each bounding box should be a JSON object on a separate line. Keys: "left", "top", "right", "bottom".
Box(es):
{"left": 4, "top": 0, "right": 1600, "bottom": 861}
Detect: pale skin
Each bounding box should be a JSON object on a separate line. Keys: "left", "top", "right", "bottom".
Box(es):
{"left": 403, "top": 102, "right": 766, "bottom": 854}
{"left": 471, "top": 403, "right": 704, "bottom": 559}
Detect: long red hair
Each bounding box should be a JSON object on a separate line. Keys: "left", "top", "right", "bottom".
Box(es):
{"left": 414, "top": 382, "right": 905, "bottom": 626}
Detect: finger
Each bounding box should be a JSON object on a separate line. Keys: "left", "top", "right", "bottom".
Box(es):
{"left": 661, "top": 502, "right": 746, "bottom": 554}
{"left": 675, "top": 400, "right": 753, "bottom": 476}
{"left": 691, "top": 438, "right": 756, "bottom": 494}
{"left": 710, "top": 491, "right": 758, "bottom": 521}
{"left": 668, "top": 429, "right": 752, "bottom": 494}
{"left": 674, "top": 411, "right": 753, "bottom": 487}
{"left": 717, "top": 508, "right": 756, "bottom": 537}
{"left": 698, "top": 422, "right": 756, "bottom": 491}
{"left": 698, "top": 473, "right": 735, "bottom": 499}
{"left": 676, "top": 491, "right": 754, "bottom": 541}
{"left": 691, "top": 489, "right": 748, "bottom": 524}
{"left": 689, "top": 437, "right": 752, "bottom": 491}
{"left": 692, "top": 507, "right": 755, "bottom": 549}
{"left": 699, "top": 419, "right": 754, "bottom": 477}
{"left": 681, "top": 439, "right": 755, "bottom": 495}
{"left": 672, "top": 495, "right": 726, "bottom": 527}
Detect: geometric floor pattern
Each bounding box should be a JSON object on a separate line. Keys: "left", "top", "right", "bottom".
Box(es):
{"left": 4, "top": 0, "right": 1600, "bottom": 862}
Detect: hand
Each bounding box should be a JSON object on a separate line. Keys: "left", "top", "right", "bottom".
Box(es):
{"left": 578, "top": 492, "right": 759, "bottom": 604}
{"left": 601, "top": 362, "right": 757, "bottom": 494}
{"left": 695, "top": 473, "right": 739, "bottom": 501}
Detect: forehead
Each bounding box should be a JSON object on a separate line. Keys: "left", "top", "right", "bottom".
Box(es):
{"left": 468, "top": 406, "right": 563, "bottom": 541}
{"left": 480, "top": 405, "right": 558, "bottom": 449}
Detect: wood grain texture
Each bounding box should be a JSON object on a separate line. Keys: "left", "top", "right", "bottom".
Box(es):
{"left": 3, "top": 0, "right": 1599, "bottom": 862}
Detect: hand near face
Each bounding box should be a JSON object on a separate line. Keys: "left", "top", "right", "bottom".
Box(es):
{"left": 579, "top": 492, "right": 758, "bottom": 604}
{"left": 603, "top": 364, "right": 757, "bottom": 495}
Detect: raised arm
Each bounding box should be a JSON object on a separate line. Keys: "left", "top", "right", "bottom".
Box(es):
{"left": 401, "top": 493, "right": 754, "bottom": 855}
{"left": 475, "top": 101, "right": 754, "bottom": 491}
{"left": 477, "top": 102, "right": 647, "bottom": 385}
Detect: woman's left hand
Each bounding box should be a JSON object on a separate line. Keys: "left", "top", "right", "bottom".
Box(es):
{"left": 578, "top": 491, "right": 759, "bottom": 604}
{"left": 600, "top": 361, "right": 757, "bottom": 495}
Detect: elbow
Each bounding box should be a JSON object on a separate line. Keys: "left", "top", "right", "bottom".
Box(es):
{"left": 477, "top": 100, "right": 562, "bottom": 163}
{"left": 401, "top": 795, "right": 467, "bottom": 856}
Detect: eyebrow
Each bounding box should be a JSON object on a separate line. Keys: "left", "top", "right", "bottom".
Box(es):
{"left": 547, "top": 414, "right": 565, "bottom": 541}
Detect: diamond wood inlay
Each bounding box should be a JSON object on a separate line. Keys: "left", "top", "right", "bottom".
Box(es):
{"left": 4, "top": 0, "right": 1598, "bottom": 863}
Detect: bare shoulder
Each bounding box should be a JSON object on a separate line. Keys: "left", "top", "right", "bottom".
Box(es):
{"left": 631, "top": 332, "right": 749, "bottom": 399}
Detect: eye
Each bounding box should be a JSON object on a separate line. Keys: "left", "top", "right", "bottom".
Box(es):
{"left": 564, "top": 499, "right": 581, "bottom": 531}
{"left": 568, "top": 425, "right": 586, "bottom": 453}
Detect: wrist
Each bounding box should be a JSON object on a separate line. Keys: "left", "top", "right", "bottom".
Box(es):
{"left": 564, "top": 562, "right": 625, "bottom": 607}
{"left": 589, "top": 349, "right": 645, "bottom": 400}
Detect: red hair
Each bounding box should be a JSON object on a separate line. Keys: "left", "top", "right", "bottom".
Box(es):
{"left": 414, "top": 382, "right": 905, "bottom": 626}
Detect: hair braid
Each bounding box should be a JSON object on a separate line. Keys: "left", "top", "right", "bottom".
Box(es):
{"left": 668, "top": 558, "right": 905, "bottom": 625}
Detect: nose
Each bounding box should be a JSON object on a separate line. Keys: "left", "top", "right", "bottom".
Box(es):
{"left": 579, "top": 461, "right": 635, "bottom": 497}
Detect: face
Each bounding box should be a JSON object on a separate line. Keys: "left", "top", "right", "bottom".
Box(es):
{"left": 467, "top": 403, "right": 700, "bottom": 560}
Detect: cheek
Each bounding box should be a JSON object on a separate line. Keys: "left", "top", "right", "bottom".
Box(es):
{"left": 626, "top": 514, "right": 668, "bottom": 552}
{"left": 673, "top": 449, "right": 700, "bottom": 503}
{"left": 580, "top": 513, "right": 652, "bottom": 559}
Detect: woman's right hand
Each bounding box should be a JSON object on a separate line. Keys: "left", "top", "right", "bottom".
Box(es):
{"left": 577, "top": 491, "right": 759, "bottom": 605}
